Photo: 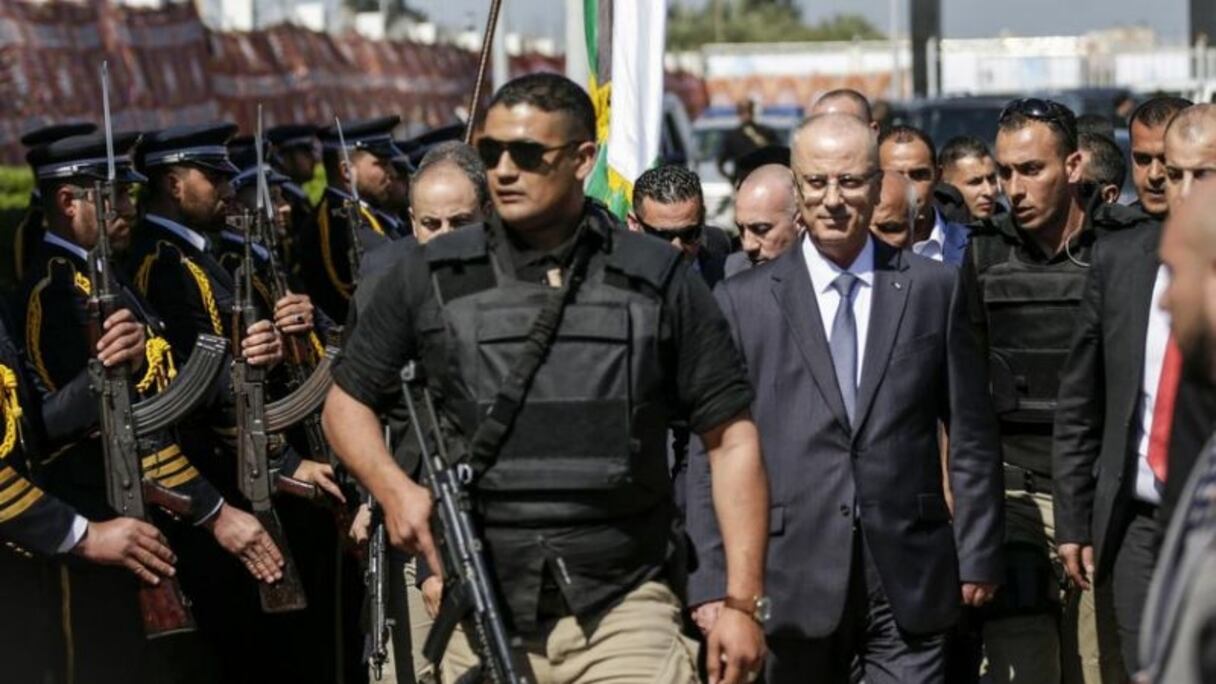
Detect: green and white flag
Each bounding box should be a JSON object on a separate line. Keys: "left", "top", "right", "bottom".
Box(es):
{"left": 569, "top": 0, "right": 666, "bottom": 218}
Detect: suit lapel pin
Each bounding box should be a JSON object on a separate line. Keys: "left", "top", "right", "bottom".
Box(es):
{"left": 893, "top": 281, "right": 903, "bottom": 290}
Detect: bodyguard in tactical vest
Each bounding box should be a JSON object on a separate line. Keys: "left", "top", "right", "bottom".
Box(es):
{"left": 963, "top": 99, "right": 1147, "bottom": 684}
{"left": 324, "top": 74, "right": 769, "bottom": 684}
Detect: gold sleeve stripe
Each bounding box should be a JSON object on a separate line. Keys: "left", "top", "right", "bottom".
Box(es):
{"left": 0, "top": 479, "right": 32, "bottom": 506}
{"left": 24, "top": 275, "right": 57, "bottom": 391}
{"left": 141, "top": 443, "right": 183, "bottom": 469}
{"left": 159, "top": 466, "right": 199, "bottom": 489}
{"left": 317, "top": 198, "right": 354, "bottom": 299}
{"left": 182, "top": 258, "right": 223, "bottom": 335}
{"left": 0, "top": 468, "right": 17, "bottom": 489}
{"left": 73, "top": 272, "right": 91, "bottom": 296}
{"left": 0, "top": 487, "right": 43, "bottom": 523}
{"left": 147, "top": 457, "right": 192, "bottom": 481}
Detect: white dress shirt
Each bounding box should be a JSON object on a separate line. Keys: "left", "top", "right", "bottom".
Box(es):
{"left": 802, "top": 233, "right": 875, "bottom": 385}
{"left": 912, "top": 209, "right": 948, "bottom": 263}
{"left": 145, "top": 213, "right": 209, "bottom": 252}
{"left": 1133, "top": 265, "right": 1171, "bottom": 505}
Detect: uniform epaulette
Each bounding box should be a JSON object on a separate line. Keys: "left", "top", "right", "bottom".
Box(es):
{"left": 605, "top": 230, "right": 681, "bottom": 291}
{"left": 424, "top": 224, "right": 490, "bottom": 264}
{"left": 42, "top": 256, "right": 90, "bottom": 295}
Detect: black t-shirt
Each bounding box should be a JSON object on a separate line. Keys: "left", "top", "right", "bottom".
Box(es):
{"left": 332, "top": 207, "right": 752, "bottom": 631}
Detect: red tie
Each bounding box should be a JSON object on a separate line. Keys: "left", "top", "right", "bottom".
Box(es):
{"left": 1147, "top": 335, "right": 1183, "bottom": 483}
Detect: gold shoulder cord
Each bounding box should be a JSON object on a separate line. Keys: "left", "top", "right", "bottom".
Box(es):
{"left": 0, "top": 363, "right": 43, "bottom": 524}
{"left": 317, "top": 197, "right": 354, "bottom": 298}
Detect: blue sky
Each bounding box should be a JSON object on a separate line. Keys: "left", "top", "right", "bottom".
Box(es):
{"left": 409, "top": 0, "right": 1191, "bottom": 45}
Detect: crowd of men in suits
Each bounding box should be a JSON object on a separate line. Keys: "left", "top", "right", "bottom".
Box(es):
{"left": 2, "top": 68, "right": 1216, "bottom": 684}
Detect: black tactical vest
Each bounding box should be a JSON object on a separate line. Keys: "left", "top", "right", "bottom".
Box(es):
{"left": 422, "top": 214, "right": 681, "bottom": 525}
{"left": 971, "top": 224, "right": 1092, "bottom": 427}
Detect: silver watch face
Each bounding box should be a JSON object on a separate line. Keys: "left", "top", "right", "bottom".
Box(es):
{"left": 755, "top": 596, "right": 772, "bottom": 623}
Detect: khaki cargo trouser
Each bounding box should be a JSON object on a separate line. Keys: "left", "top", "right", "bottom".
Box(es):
{"left": 441, "top": 581, "right": 699, "bottom": 684}
{"left": 983, "top": 489, "right": 1127, "bottom": 684}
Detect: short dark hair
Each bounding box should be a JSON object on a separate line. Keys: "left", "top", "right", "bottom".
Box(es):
{"left": 938, "top": 135, "right": 990, "bottom": 170}
{"left": 816, "top": 89, "right": 873, "bottom": 122}
{"left": 879, "top": 124, "right": 937, "bottom": 168}
{"left": 1078, "top": 131, "right": 1126, "bottom": 190}
{"left": 488, "top": 73, "right": 597, "bottom": 142}
{"left": 632, "top": 165, "right": 703, "bottom": 215}
{"left": 411, "top": 141, "right": 489, "bottom": 208}
{"left": 998, "top": 99, "right": 1078, "bottom": 155}
{"left": 1077, "top": 114, "right": 1116, "bottom": 140}
{"left": 1129, "top": 95, "right": 1193, "bottom": 132}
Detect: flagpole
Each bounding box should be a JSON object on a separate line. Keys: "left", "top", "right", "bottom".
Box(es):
{"left": 465, "top": 0, "right": 504, "bottom": 144}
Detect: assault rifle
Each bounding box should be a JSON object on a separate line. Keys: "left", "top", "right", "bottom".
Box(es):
{"left": 231, "top": 105, "right": 334, "bottom": 613}
{"left": 333, "top": 116, "right": 367, "bottom": 284}
{"left": 399, "top": 362, "right": 531, "bottom": 684}
{"left": 366, "top": 491, "right": 392, "bottom": 680}
{"left": 251, "top": 113, "right": 340, "bottom": 468}
{"left": 88, "top": 61, "right": 229, "bottom": 637}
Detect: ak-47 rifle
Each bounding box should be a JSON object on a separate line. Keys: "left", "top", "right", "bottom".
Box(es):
{"left": 251, "top": 118, "right": 340, "bottom": 468}
{"left": 333, "top": 116, "right": 367, "bottom": 285}
{"left": 365, "top": 486, "right": 392, "bottom": 679}
{"left": 88, "top": 61, "right": 229, "bottom": 638}
{"left": 233, "top": 105, "right": 348, "bottom": 613}
{"left": 399, "top": 362, "right": 531, "bottom": 684}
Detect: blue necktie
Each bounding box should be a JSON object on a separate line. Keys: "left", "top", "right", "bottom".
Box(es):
{"left": 830, "top": 272, "right": 860, "bottom": 425}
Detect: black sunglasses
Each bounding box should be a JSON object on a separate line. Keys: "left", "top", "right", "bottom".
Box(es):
{"left": 476, "top": 138, "right": 582, "bottom": 172}
{"left": 636, "top": 218, "right": 703, "bottom": 244}
{"left": 999, "top": 98, "right": 1078, "bottom": 146}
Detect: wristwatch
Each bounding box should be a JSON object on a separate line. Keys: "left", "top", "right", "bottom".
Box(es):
{"left": 723, "top": 594, "right": 772, "bottom": 625}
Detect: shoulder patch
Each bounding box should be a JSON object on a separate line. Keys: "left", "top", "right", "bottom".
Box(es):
{"left": 605, "top": 230, "right": 681, "bottom": 290}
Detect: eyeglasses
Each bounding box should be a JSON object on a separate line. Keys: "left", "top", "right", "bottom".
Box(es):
{"left": 635, "top": 218, "right": 703, "bottom": 244}
{"left": 999, "top": 98, "right": 1078, "bottom": 147}
{"left": 797, "top": 169, "right": 881, "bottom": 202}
{"left": 476, "top": 138, "right": 582, "bottom": 172}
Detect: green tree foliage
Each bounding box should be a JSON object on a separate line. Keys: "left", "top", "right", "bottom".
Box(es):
{"left": 667, "top": 2, "right": 884, "bottom": 50}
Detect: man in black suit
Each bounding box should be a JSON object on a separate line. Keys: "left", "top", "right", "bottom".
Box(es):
{"left": 686, "top": 112, "right": 1004, "bottom": 683}
{"left": 1126, "top": 96, "right": 1192, "bottom": 219}
{"left": 1054, "top": 103, "right": 1216, "bottom": 677}
{"left": 626, "top": 164, "right": 729, "bottom": 288}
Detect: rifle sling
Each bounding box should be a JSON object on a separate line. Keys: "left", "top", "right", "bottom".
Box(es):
{"left": 464, "top": 236, "right": 597, "bottom": 480}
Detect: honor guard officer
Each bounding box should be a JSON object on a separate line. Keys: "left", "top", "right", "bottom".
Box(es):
{"left": 0, "top": 312, "right": 185, "bottom": 684}
{"left": 300, "top": 116, "right": 407, "bottom": 324}
{"left": 21, "top": 130, "right": 293, "bottom": 683}
{"left": 266, "top": 123, "right": 321, "bottom": 278}
{"left": 127, "top": 123, "right": 338, "bottom": 683}
{"left": 12, "top": 122, "right": 98, "bottom": 283}
{"left": 227, "top": 133, "right": 357, "bottom": 682}
{"left": 324, "top": 73, "right": 769, "bottom": 684}
{"left": 962, "top": 99, "right": 1150, "bottom": 683}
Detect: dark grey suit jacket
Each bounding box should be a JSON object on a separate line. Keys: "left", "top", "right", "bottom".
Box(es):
{"left": 1054, "top": 224, "right": 1216, "bottom": 573}
{"left": 686, "top": 239, "right": 1004, "bottom": 638}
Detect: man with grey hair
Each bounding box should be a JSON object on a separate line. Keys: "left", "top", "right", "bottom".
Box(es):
{"left": 687, "top": 112, "right": 1002, "bottom": 683}
{"left": 408, "top": 141, "right": 490, "bottom": 244}
{"left": 726, "top": 163, "right": 800, "bottom": 277}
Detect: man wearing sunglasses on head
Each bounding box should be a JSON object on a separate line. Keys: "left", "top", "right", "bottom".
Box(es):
{"left": 962, "top": 98, "right": 1152, "bottom": 684}
{"left": 324, "top": 73, "right": 769, "bottom": 684}
{"left": 627, "top": 164, "right": 732, "bottom": 288}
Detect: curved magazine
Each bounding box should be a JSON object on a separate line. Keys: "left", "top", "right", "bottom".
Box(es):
{"left": 132, "top": 334, "right": 229, "bottom": 435}
{"left": 265, "top": 345, "right": 337, "bottom": 433}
